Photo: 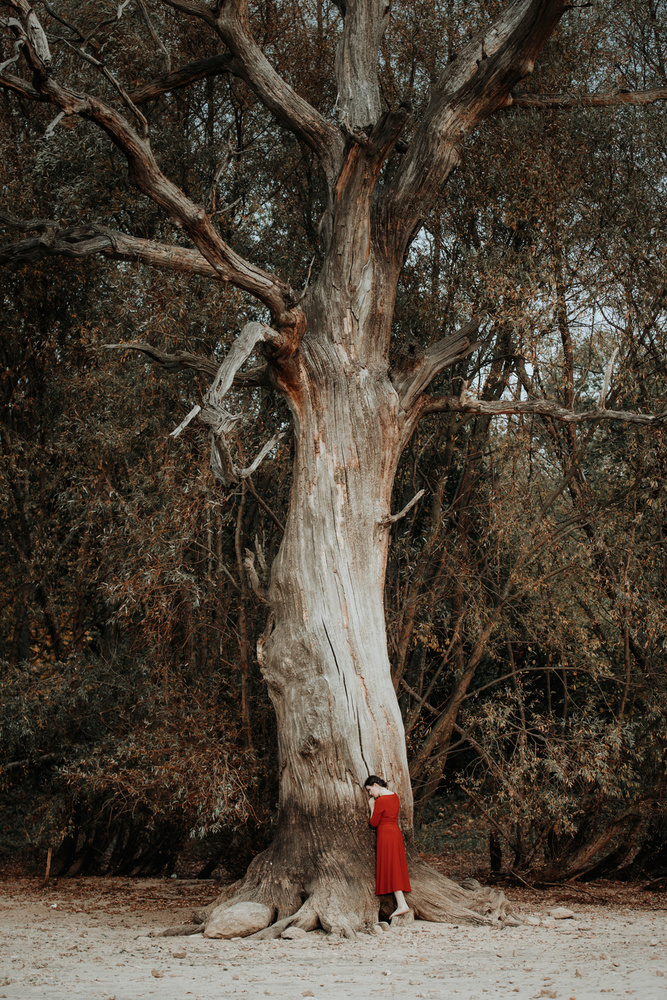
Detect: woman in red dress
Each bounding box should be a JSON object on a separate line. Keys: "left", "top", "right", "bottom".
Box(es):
{"left": 364, "top": 775, "right": 411, "bottom": 918}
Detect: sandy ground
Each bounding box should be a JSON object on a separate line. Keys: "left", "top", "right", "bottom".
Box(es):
{"left": 0, "top": 877, "right": 665, "bottom": 1000}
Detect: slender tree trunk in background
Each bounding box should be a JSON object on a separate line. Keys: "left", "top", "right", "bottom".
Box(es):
{"left": 235, "top": 481, "right": 253, "bottom": 748}
{"left": 73, "top": 526, "right": 91, "bottom": 652}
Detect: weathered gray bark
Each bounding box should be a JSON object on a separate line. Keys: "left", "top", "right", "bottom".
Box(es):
{"left": 168, "top": 291, "right": 512, "bottom": 936}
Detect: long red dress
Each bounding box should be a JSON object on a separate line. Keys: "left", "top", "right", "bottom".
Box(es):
{"left": 369, "top": 792, "right": 412, "bottom": 895}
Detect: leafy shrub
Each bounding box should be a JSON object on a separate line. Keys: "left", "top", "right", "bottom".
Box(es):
{"left": 456, "top": 687, "right": 667, "bottom": 878}
{"left": 0, "top": 654, "right": 262, "bottom": 874}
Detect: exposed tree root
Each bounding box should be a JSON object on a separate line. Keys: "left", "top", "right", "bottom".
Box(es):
{"left": 156, "top": 923, "right": 207, "bottom": 937}
{"left": 406, "top": 854, "right": 520, "bottom": 925}
{"left": 158, "top": 842, "right": 519, "bottom": 937}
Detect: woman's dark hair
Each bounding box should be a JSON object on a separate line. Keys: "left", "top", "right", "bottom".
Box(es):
{"left": 364, "top": 775, "right": 387, "bottom": 788}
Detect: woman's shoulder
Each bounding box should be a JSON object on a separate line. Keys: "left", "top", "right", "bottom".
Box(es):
{"left": 382, "top": 791, "right": 400, "bottom": 806}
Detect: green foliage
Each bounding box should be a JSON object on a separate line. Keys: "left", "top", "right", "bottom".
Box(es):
{"left": 0, "top": 652, "right": 261, "bottom": 868}
{"left": 456, "top": 688, "right": 667, "bottom": 874}
{"left": 415, "top": 793, "right": 488, "bottom": 857}
{"left": 0, "top": 247, "right": 285, "bottom": 872}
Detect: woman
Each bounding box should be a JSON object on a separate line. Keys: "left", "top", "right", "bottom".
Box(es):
{"left": 364, "top": 774, "right": 411, "bottom": 918}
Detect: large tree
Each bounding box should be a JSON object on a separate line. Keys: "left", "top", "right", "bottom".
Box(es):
{"left": 1, "top": 0, "right": 666, "bottom": 935}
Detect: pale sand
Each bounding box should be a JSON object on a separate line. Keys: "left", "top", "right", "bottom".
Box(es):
{"left": 0, "top": 879, "right": 665, "bottom": 999}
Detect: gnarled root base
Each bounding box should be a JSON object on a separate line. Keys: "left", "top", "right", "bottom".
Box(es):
{"left": 405, "top": 853, "right": 519, "bottom": 926}
{"left": 158, "top": 840, "right": 519, "bottom": 938}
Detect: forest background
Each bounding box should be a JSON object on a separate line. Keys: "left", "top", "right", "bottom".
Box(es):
{"left": 1, "top": 0, "right": 667, "bottom": 888}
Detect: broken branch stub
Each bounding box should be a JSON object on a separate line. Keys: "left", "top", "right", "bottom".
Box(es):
{"left": 196, "top": 322, "right": 284, "bottom": 486}
{"left": 379, "top": 489, "right": 426, "bottom": 526}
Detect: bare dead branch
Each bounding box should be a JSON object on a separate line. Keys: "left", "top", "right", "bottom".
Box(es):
{"left": 99, "top": 341, "right": 269, "bottom": 388}
{"left": 170, "top": 403, "right": 202, "bottom": 438}
{"left": 205, "top": 143, "right": 234, "bottom": 214}
{"left": 100, "top": 343, "right": 215, "bottom": 379}
{"left": 505, "top": 85, "right": 667, "bottom": 111}
{"left": 379, "top": 490, "right": 426, "bottom": 526}
{"left": 129, "top": 53, "right": 237, "bottom": 105}
{"left": 253, "top": 534, "right": 268, "bottom": 577}
{"left": 8, "top": 0, "right": 52, "bottom": 70}
{"left": 598, "top": 348, "right": 619, "bottom": 409}
{"left": 158, "top": 0, "right": 212, "bottom": 20}
{"left": 243, "top": 548, "right": 267, "bottom": 602}
{"left": 238, "top": 429, "right": 286, "bottom": 480}
{"left": 207, "top": 323, "right": 280, "bottom": 403}
{"left": 420, "top": 395, "right": 666, "bottom": 426}
{"left": 0, "top": 67, "right": 40, "bottom": 98}
{"left": 193, "top": 322, "right": 284, "bottom": 486}
{"left": 0, "top": 33, "right": 24, "bottom": 75}
{"left": 0, "top": 213, "right": 226, "bottom": 279}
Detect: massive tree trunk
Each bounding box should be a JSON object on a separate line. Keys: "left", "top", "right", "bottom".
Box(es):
{"left": 176, "top": 276, "right": 513, "bottom": 936}
{"left": 255, "top": 293, "right": 409, "bottom": 932}
{"left": 169, "top": 190, "right": 517, "bottom": 932}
